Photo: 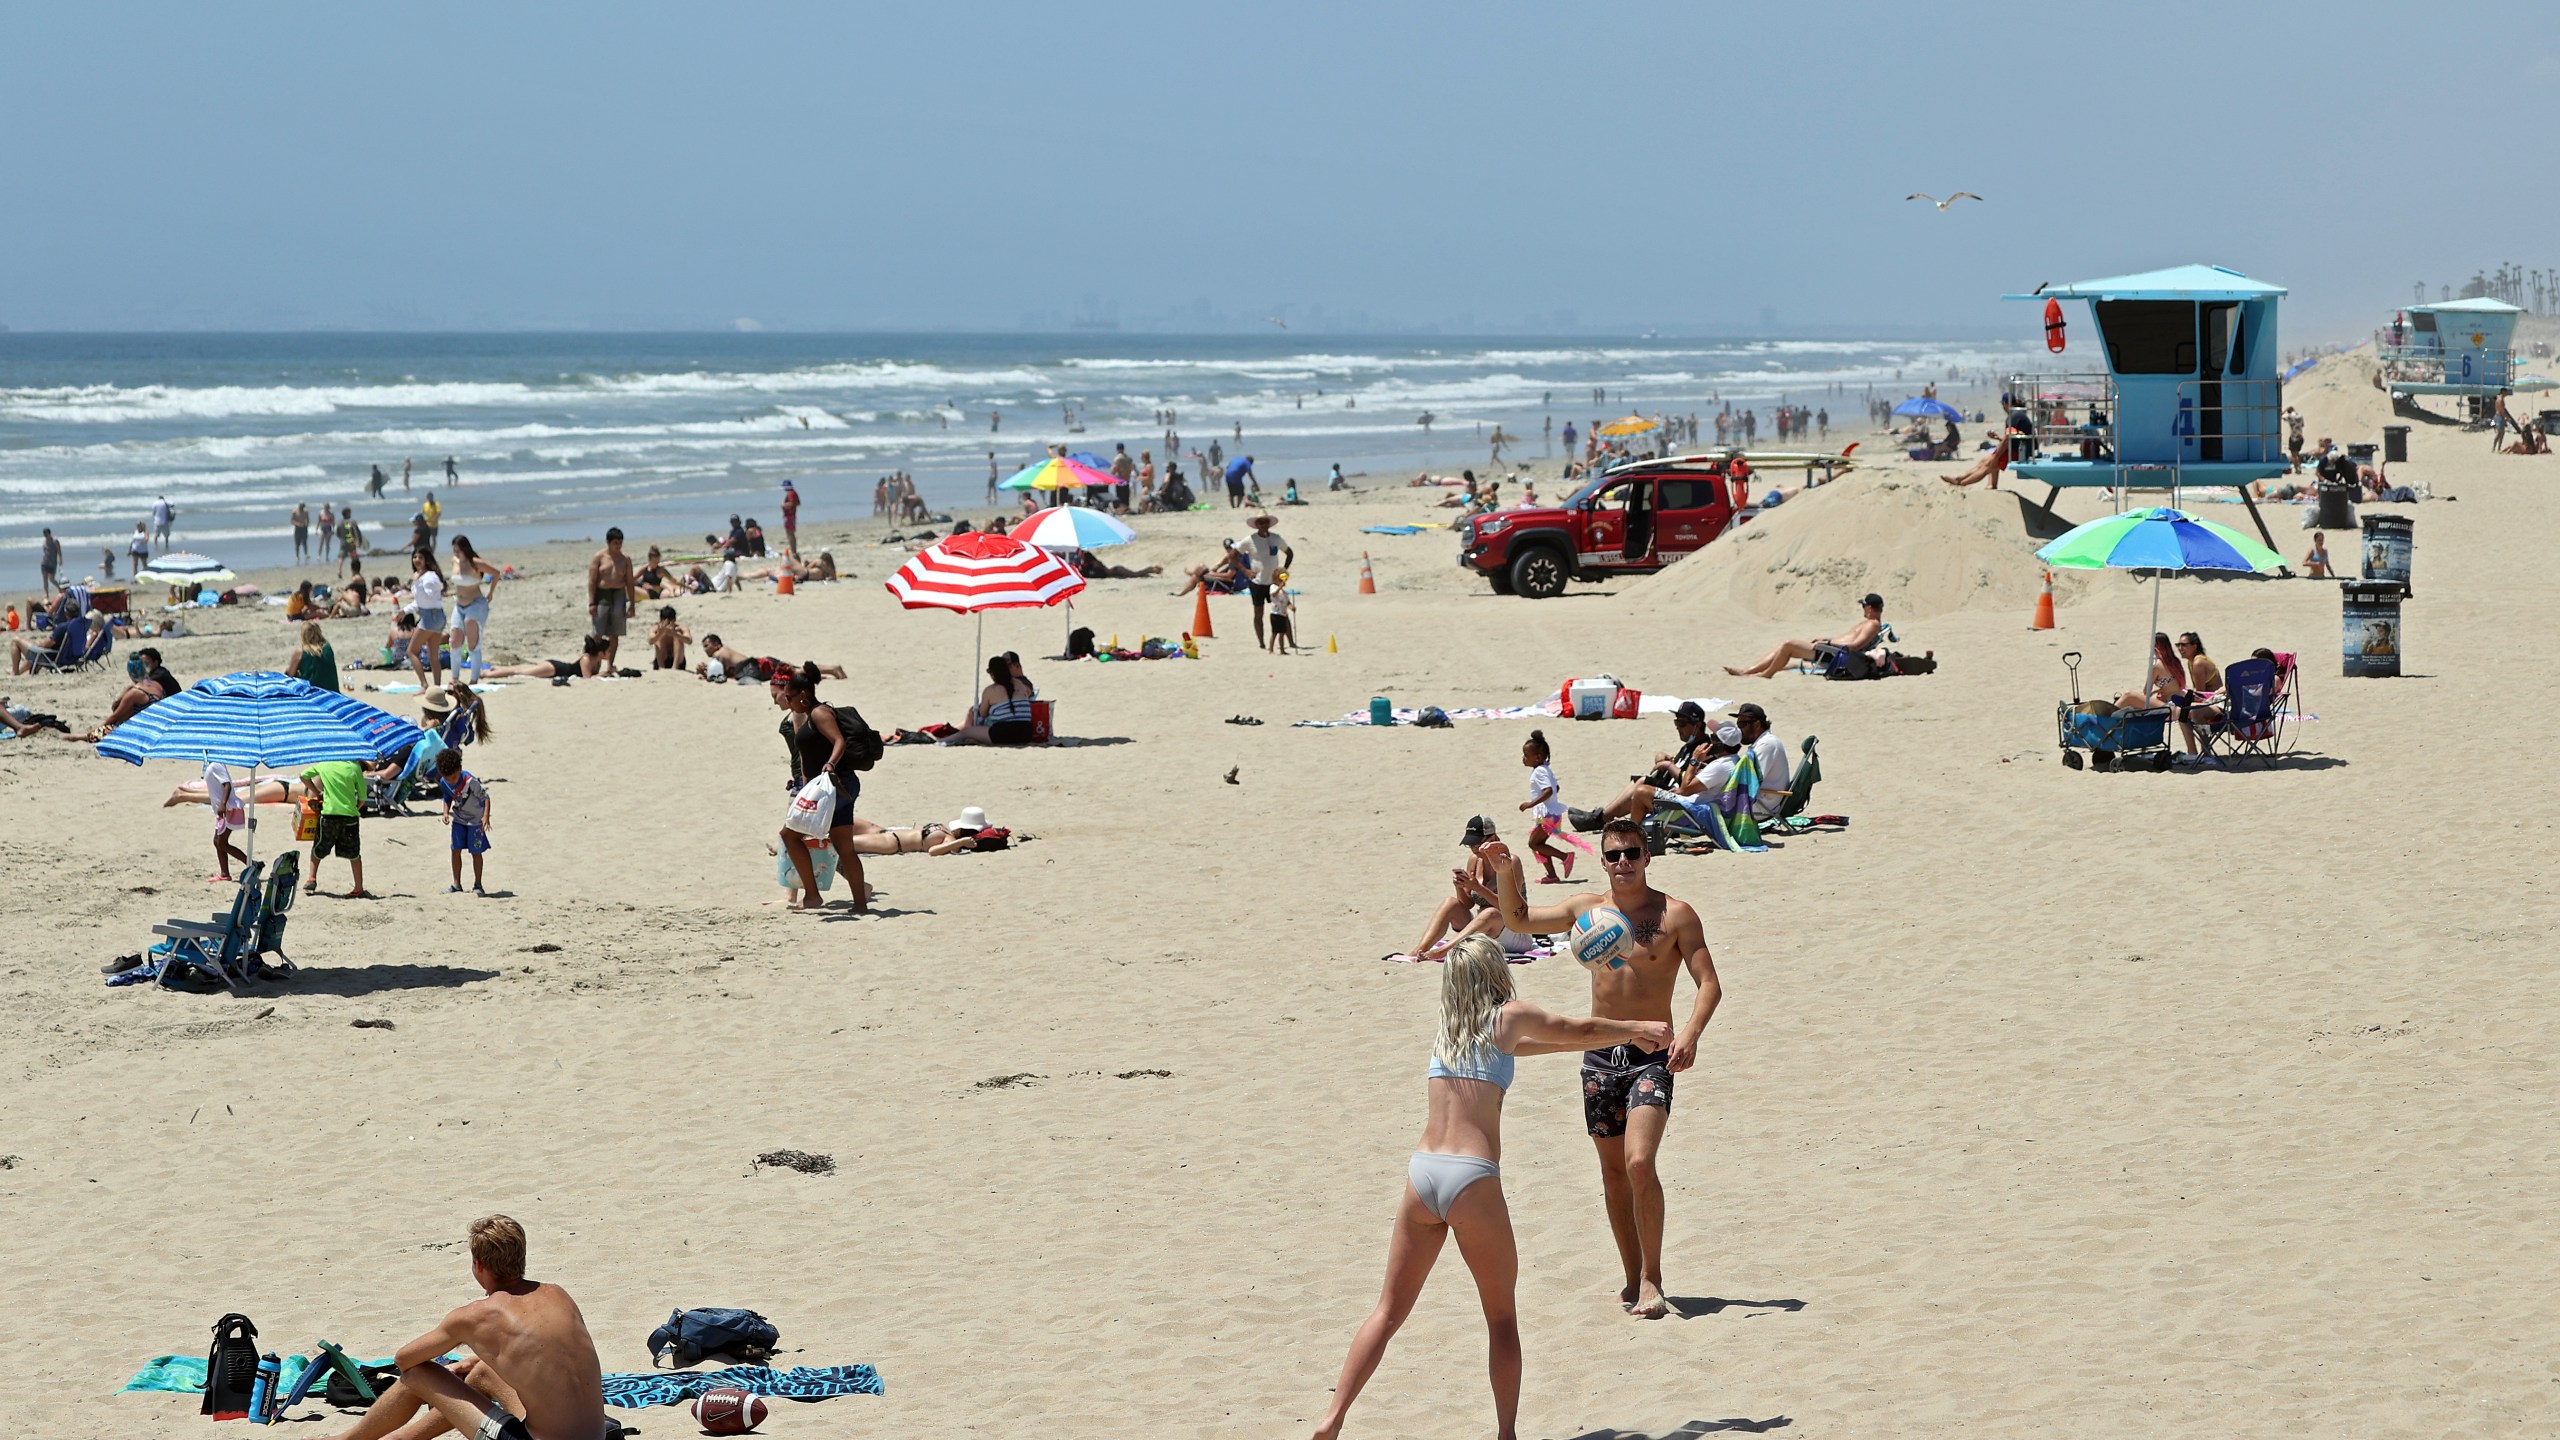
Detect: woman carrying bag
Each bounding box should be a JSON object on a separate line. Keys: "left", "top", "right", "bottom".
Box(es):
{"left": 774, "top": 662, "right": 866, "bottom": 913}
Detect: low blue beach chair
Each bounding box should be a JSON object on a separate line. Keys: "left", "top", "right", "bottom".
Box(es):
{"left": 27, "top": 614, "right": 111, "bottom": 674}
{"left": 2194, "top": 656, "right": 2292, "bottom": 768}
{"left": 149, "top": 860, "right": 266, "bottom": 993}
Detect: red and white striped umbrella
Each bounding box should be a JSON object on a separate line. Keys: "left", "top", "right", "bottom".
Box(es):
{"left": 884, "top": 532, "right": 1087, "bottom": 703}
{"left": 883, "top": 530, "right": 1086, "bottom": 613}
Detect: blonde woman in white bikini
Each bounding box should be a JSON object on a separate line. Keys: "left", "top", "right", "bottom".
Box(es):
{"left": 1309, "top": 935, "right": 1668, "bottom": 1440}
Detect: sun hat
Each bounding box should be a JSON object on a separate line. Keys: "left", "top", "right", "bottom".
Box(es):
{"left": 949, "top": 805, "right": 991, "bottom": 833}
{"left": 420, "top": 686, "right": 454, "bottom": 715}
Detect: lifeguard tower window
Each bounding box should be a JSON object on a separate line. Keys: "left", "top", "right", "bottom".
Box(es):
{"left": 2411, "top": 312, "right": 2438, "bottom": 335}
{"left": 2095, "top": 299, "right": 2200, "bottom": 375}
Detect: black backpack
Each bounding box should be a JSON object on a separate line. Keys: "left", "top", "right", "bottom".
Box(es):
{"left": 832, "top": 704, "right": 883, "bottom": 771}
{"left": 782, "top": 705, "right": 885, "bottom": 778}
{"left": 647, "top": 1307, "right": 780, "bottom": 1368}
{"left": 202, "top": 1313, "right": 261, "bottom": 1418}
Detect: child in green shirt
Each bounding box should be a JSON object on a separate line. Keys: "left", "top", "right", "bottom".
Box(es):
{"left": 298, "top": 758, "right": 373, "bottom": 898}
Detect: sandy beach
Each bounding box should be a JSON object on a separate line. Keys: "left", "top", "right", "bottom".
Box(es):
{"left": 5, "top": 350, "right": 2556, "bottom": 1437}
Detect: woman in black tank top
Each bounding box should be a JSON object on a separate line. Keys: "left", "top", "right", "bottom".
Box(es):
{"left": 773, "top": 663, "right": 866, "bottom": 913}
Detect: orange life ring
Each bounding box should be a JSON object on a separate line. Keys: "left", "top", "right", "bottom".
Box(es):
{"left": 2043, "top": 297, "right": 2066, "bottom": 354}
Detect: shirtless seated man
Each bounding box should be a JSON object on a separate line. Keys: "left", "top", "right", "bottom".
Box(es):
{"left": 319, "top": 1214, "right": 606, "bottom": 1440}
{"left": 1723, "top": 592, "right": 1884, "bottom": 678}
{"left": 1171, "top": 540, "right": 1253, "bottom": 596}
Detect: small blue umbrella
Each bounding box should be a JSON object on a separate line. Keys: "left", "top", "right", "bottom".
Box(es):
{"left": 99, "top": 672, "right": 426, "bottom": 866}
{"left": 97, "top": 672, "right": 423, "bottom": 769}
{"left": 1067, "top": 451, "right": 1114, "bottom": 472}
{"left": 1891, "top": 396, "right": 1964, "bottom": 420}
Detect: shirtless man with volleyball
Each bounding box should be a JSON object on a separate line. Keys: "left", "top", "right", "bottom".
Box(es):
{"left": 1487, "top": 816, "right": 1722, "bottom": 1319}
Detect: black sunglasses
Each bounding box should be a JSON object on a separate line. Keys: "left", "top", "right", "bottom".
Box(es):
{"left": 1602, "top": 846, "right": 1644, "bottom": 864}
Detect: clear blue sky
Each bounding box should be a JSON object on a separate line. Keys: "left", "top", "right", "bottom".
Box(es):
{"left": 3, "top": 1, "right": 2548, "bottom": 337}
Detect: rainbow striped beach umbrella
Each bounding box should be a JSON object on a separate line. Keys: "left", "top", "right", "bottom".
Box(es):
{"left": 997, "top": 455, "right": 1117, "bottom": 491}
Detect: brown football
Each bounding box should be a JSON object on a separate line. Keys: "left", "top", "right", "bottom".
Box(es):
{"left": 690, "top": 1387, "right": 768, "bottom": 1435}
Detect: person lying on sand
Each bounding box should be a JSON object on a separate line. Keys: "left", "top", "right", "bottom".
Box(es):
{"left": 484, "top": 635, "right": 610, "bottom": 681}
{"left": 1074, "top": 549, "right": 1162, "bottom": 580}
{"left": 314, "top": 1215, "right": 606, "bottom": 1440}
{"left": 747, "top": 550, "right": 840, "bottom": 584}
{"left": 1172, "top": 540, "right": 1253, "bottom": 596}
{"left": 694, "top": 636, "right": 844, "bottom": 683}
{"left": 1724, "top": 593, "right": 1885, "bottom": 678}
{"left": 844, "top": 806, "right": 1013, "bottom": 855}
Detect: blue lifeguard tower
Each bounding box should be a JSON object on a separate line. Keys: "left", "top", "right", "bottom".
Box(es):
{"left": 2002, "top": 263, "right": 2289, "bottom": 553}
{"left": 2379, "top": 297, "right": 2553, "bottom": 408}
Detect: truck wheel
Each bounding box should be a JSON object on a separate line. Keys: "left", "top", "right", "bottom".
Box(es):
{"left": 1509, "top": 547, "right": 1568, "bottom": 599}
{"left": 1486, "top": 569, "right": 1515, "bottom": 595}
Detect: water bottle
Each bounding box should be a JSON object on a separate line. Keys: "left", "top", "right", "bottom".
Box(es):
{"left": 248, "top": 1352, "right": 281, "bottom": 1424}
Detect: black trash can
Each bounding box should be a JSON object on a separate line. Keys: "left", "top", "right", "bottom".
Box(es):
{"left": 2342, "top": 582, "right": 2403, "bottom": 677}
{"left": 2345, "top": 441, "right": 2378, "bottom": 473}
{"left": 2539, "top": 408, "right": 2560, "bottom": 436}
{"left": 2382, "top": 425, "right": 2410, "bottom": 464}
{"left": 2314, "top": 481, "right": 2358, "bottom": 532}
{"left": 2359, "top": 513, "right": 2412, "bottom": 596}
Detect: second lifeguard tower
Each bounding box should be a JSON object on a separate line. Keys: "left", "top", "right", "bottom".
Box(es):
{"left": 2002, "top": 263, "right": 2290, "bottom": 551}
{"left": 2378, "top": 297, "right": 2553, "bottom": 415}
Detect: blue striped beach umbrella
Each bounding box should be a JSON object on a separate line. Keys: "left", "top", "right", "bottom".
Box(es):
{"left": 98, "top": 672, "right": 424, "bottom": 865}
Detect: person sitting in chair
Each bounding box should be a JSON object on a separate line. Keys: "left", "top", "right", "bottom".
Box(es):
{"left": 945, "top": 653, "right": 1038, "bottom": 746}
{"left": 1723, "top": 593, "right": 1886, "bottom": 678}
{"left": 1172, "top": 539, "right": 1253, "bottom": 596}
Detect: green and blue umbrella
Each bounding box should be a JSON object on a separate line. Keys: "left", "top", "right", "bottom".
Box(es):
{"left": 2036, "top": 508, "right": 2282, "bottom": 700}
{"left": 2037, "top": 507, "right": 2283, "bottom": 573}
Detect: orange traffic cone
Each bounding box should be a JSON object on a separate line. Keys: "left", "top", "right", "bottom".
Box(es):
{"left": 1191, "top": 585, "right": 1214, "bottom": 639}
{"left": 1358, "top": 552, "right": 1377, "bottom": 595}
{"left": 776, "top": 573, "right": 796, "bottom": 596}
{"left": 2029, "top": 567, "right": 2055, "bottom": 630}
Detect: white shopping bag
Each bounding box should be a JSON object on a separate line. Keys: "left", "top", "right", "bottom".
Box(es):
{"left": 783, "top": 773, "right": 836, "bottom": 837}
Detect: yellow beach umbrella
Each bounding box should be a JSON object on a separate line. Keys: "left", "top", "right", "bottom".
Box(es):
{"left": 1594, "top": 414, "right": 1658, "bottom": 438}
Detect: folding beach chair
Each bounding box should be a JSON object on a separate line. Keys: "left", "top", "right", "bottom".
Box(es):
{"left": 363, "top": 733, "right": 443, "bottom": 817}
{"left": 252, "top": 852, "right": 299, "bottom": 975}
{"left": 149, "top": 860, "right": 266, "bottom": 993}
{"left": 1763, "top": 736, "right": 1847, "bottom": 834}
{"left": 2195, "top": 656, "right": 2295, "bottom": 768}
{"left": 25, "top": 614, "right": 98, "bottom": 674}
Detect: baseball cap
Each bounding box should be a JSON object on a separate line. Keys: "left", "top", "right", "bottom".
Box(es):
{"left": 1673, "top": 700, "right": 1707, "bottom": 723}
{"left": 1715, "top": 722, "right": 1743, "bottom": 747}
{"left": 1861, "top": 592, "right": 1884, "bottom": 610}
{"left": 1460, "top": 815, "right": 1496, "bottom": 848}
{"left": 1733, "top": 702, "right": 1768, "bottom": 725}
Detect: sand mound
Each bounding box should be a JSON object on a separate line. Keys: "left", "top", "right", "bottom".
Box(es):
{"left": 1626, "top": 470, "right": 2088, "bottom": 621}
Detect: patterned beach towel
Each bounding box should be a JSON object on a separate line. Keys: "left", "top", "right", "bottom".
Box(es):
{"left": 600, "top": 1364, "right": 883, "bottom": 1409}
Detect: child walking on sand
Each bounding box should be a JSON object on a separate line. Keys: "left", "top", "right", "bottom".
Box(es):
{"left": 1266, "top": 582, "right": 1298, "bottom": 654}
{"left": 205, "top": 759, "right": 248, "bottom": 882}
{"left": 435, "top": 749, "right": 491, "bottom": 895}
{"left": 1520, "top": 730, "right": 1575, "bottom": 883}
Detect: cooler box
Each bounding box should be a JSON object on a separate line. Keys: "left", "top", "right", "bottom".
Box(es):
{"left": 1566, "top": 676, "right": 1622, "bottom": 719}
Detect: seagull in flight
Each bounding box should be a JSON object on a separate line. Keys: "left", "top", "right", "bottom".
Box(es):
{"left": 1265, "top": 316, "right": 1289, "bottom": 329}
{"left": 1906, "top": 192, "right": 1983, "bottom": 210}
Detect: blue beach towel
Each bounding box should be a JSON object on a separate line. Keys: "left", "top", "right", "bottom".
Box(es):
{"left": 124, "top": 1351, "right": 416, "bottom": 1395}
{"left": 600, "top": 1364, "right": 883, "bottom": 1409}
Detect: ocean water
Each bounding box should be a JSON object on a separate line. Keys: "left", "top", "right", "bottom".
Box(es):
{"left": 0, "top": 332, "right": 2029, "bottom": 570}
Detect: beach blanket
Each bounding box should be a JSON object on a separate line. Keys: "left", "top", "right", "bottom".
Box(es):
{"left": 124, "top": 1351, "right": 427, "bottom": 1395}
{"left": 1295, "top": 694, "right": 1726, "bottom": 729}
{"left": 600, "top": 1364, "right": 883, "bottom": 1409}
